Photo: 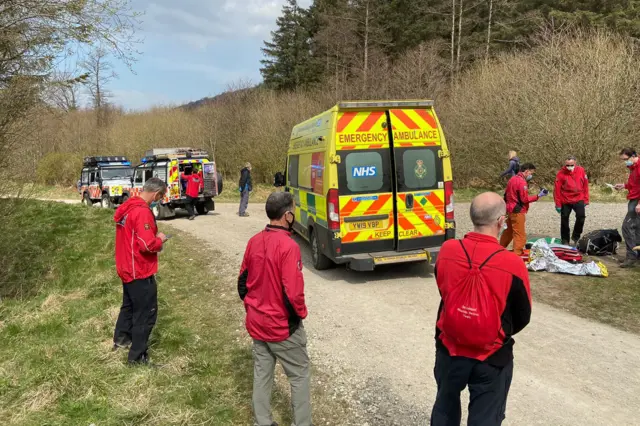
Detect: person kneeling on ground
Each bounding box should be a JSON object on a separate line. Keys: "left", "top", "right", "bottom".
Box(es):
{"left": 500, "top": 163, "right": 548, "bottom": 255}
{"left": 431, "top": 192, "right": 532, "bottom": 426}
{"left": 238, "top": 192, "right": 312, "bottom": 426}
{"left": 113, "top": 177, "right": 168, "bottom": 365}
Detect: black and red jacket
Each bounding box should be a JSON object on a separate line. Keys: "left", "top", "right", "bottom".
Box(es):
{"left": 625, "top": 163, "right": 640, "bottom": 201}
{"left": 181, "top": 173, "right": 202, "bottom": 198}
{"left": 238, "top": 226, "right": 307, "bottom": 342}
{"left": 434, "top": 233, "right": 532, "bottom": 366}
{"left": 554, "top": 166, "right": 589, "bottom": 207}
{"left": 504, "top": 173, "right": 538, "bottom": 214}
{"left": 114, "top": 197, "right": 163, "bottom": 283}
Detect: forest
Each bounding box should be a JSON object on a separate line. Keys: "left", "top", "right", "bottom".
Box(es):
{"left": 3, "top": 0, "right": 640, "bottom": 189}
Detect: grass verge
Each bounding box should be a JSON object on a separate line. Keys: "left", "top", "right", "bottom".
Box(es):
{"left": 455, "top": 185, "right": 628, "bottom": 203}
{"left": 530, "top": 254, "right": 640, "bottom": 334}
{"left": 216, "top": 184, "right": 275, "bottom": 204}
{"left": 0, "top": 200, "right": 349, "bottom": 424}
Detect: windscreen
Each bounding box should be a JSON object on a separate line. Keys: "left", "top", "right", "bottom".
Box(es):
{"left": 101, "top": 167, "right": 133, "bottom": 179}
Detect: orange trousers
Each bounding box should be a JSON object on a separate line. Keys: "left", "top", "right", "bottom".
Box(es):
{"left": 500, "top": 213, "right": 527, "bottom": 255}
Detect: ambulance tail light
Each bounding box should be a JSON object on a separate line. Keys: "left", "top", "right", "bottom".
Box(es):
{"left": 327, "top": 189, "right": 340, "bottom": 231}
{"left": 445, "top": 181, "right": 454, "bottom": 221}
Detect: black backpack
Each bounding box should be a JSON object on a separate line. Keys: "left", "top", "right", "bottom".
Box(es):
{"left": 576, "top": 229, "right": 622, "bottom": 255}
{"left": 274, "top": 172, "right": 285, "bottom": 187}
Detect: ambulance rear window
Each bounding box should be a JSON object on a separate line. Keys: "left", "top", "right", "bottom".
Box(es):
{"left": 397, "top": 148, "right": 441, "bottom": 191}
{"left": 338, "top": 150, "right": 391, "bottom": 195}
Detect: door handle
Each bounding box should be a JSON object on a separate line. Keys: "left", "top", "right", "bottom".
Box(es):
{"left": 405, "top": 194, "right": 414, "bottom": 210}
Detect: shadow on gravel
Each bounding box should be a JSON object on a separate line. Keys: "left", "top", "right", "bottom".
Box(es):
{"left": 292, "top": 235, "right": 435, "bottom": 285}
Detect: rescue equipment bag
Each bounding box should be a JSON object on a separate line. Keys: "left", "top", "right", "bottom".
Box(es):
{"left": 274, "top": 171, "right": 285, "bottom": 187}
{"left": 441, "top": 241, "right": 505, "bottom": 350}
{"left": 577, "top": 229, "right": 622, "bottom": 256}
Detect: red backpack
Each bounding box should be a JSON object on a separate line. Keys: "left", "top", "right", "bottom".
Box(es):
{"left": 441, "top": 241, "right": 505, "bottom": 350}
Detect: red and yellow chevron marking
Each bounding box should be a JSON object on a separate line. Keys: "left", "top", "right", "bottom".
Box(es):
{"left": 336, "top": 111, "right": 390, "bottom": 151}
{"left": 389, "top": 109, "right": 440, "bottom": 147}
{"left": 339, "top": 193, "right": 394, "bottom": 243}
{"left": 397, "top": 191, "right": 445, "bottom": 239}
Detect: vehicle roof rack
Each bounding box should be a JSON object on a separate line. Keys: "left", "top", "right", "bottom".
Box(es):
{"left": 83, "top": 156, "right": 131, "bottom": 167}
{"left": 141, "top": 147, "right": 209, "bottom": 162}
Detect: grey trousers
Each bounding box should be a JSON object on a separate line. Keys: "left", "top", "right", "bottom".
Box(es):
{"left": 622, "top": 199, "right": 640, "bottom": 260}
{"left": 239, "top": 190, "right": 250, "bottom": 215}
{"left": 252, "top": 326, "right": 312, "bottom": 426}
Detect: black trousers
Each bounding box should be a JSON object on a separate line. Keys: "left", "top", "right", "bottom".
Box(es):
{"left": 185, "top": 196, "right": 197, "bottom": 217}
{"left": 431, "top": 350, "right": 513, "bottom": 426}
{"left": 561, "top": 201, "right": 586, "bottom": 243}
{"left": 113, "top": 276, "right": 158, "bottom": 362}
{"left": 622, "top": 199, "right": 640, "bottom": 260}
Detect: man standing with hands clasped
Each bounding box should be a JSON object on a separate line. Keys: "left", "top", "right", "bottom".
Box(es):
{"left": 554, "top": 156, "right": 589, "bottom": 246}
{"left": 113, "top": 177, "right": 168, "bottom": 365}
{"left": 614, "top": 148, "right": 640, "bottom": 267}
{"left": 238, "top": 192, "right": 312, "bottom": 426}
{"left": 500, "top": 163, "right": 548, "bottom": 255}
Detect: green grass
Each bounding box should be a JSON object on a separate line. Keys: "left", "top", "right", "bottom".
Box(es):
{"left": 0, "top": 200, "right": 348, "bottom": 425}
{"left": 2, "top": 183, "right": 79, "bottom": 201}
{"left": 531, "top": 255, "right": 640, "bottom": 334}
{"left": 216, "top": 183, "right": 276, "bottom": 204}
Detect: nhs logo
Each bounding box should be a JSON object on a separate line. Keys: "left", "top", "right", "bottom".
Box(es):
{"left": 352, "top": 166, "right": 377, "bottom": 177}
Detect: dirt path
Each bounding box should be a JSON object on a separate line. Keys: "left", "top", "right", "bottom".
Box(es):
{"left": 167, "top": 202, "right": 640, "bottom": 425}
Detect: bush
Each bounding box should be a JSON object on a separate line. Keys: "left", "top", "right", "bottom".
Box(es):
{"left": 440, "top": 30, "right": 640, "bottom": 186}
{"left": 36, "top": 152, "right": 82, "bottom": 186}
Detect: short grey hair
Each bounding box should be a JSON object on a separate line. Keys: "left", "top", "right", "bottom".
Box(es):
{"left": 566, "top": 155, "right": 577, "bottom": 162}
{"left": 470, "top": 193, "right": 506, "bottom": 227}
{"left": 143, "top": 177, "right": 167, "bottom": 195}
{"left": 265, "top": 191, "right": 294, "bottom": 220}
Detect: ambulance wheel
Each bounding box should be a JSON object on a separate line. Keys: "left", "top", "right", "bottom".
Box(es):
{"left": 82, "top": 193, "right": 91, "bottom": 206}
{"left": 101, "top": 193, "right": 112, "bottom": 209}
{"left": 196, "top": 203, "right": 208, "bottom": 215}
{"left": 310, "top": 229, "right": 333, "bottom": 270}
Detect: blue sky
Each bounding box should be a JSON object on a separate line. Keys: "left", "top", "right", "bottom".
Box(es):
{"left": 104, "top": 0, "right": 311, "bottom": 111}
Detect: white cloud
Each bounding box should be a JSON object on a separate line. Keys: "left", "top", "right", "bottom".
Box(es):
{"left": 133, "top": 0, "right": 312, "bottom": 50}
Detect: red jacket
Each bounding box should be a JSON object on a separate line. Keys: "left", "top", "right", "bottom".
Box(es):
{"left": 114, "top": 197, "right": 163, "bottom": 283}
{"left": 181, "top": 173, "right": 202, "bottom": 198}
{"left": 554, "top": 166, "right": 589, "bottom": 207}
{"left": 435, "top": 233, "right": 532, "bottom": 365}
{"left": 238, "top": 226, "right": 307, "bottom": 342}
{"left": 625, "top": 163, "right": 640, "bottom": 200}
{"left": 504, "top": 173, "right": 538, "bottom": 214}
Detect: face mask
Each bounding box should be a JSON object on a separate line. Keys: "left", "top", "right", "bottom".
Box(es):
{"left": 526, "top": 175, "right": 533, "bottom": 181}
{"left": 286, "top": 211, "right": 295, "bottom": 232}
{"left": 566, "top": 165, "right": 575, "bottom": 172}
{"left": 626, "top": 160, "right": 634, "bottom": 168}
{"left": 150, "top": 202, "right": 158, "bottom": 209}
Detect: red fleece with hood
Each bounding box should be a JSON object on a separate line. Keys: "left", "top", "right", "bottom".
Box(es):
{"left": 114, "top": 196, "right": 163, "bottom": 283}
{"left": 554, "top": 165, "right": 589, "bottom": 207}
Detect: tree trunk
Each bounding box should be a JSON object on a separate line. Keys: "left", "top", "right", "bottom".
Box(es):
{"left": 363, "top": 0, "right": 369, "bottom": 92}
{"left": 456, "top": 0, "right": 463, "bottom": 75}
{"left": 485, "top": 0, "right": 494, "bottom": 65}
{"left": 451, "top": 0, "right": 456, "bottom": 79}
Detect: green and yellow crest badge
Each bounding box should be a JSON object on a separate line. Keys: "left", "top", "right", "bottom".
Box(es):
{"left": 415, "top": 159, "right": 427, "bottom": 179}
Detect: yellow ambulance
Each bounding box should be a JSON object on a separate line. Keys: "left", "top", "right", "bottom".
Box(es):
{"left": 284, "top": 100, "right": 455, "bottom": 271}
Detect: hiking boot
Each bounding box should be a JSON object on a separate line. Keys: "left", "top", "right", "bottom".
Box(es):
{"left": 240, "top": 212, "right": 250, "bottom": 217}
{"left": 112, "top": 340, "right": 132, "bottom": 351}
{"left": 620, "top": 259, "right": 638, "bottom": 268}
{"left": 128, "top": 354, "right": 162, "bottom": 368}
{"left": 188, "top": 215, "right": 195, "bottom": 220}
{"left": 561, "top": 240, "right": 570, "bottom": 246}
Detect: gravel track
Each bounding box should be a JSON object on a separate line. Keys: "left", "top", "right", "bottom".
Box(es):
{"left": 166, "top": 201, "right": 640, "bottom": 425}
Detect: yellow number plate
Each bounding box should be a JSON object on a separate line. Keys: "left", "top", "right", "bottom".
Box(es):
{"left": 374, "top": 252, "right": 428, "bottom": 265}
{"left": 348, "top": 220, "right": 385, "bottom": 231}
{"left": 111, "top": 186, "right": 122, "bottom": 196}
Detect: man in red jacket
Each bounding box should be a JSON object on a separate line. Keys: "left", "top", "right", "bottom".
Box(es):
{"left": 614, "top": 148, "right": 640, "bottom": 267}
{"left": 113, "top": 177, "right": 168, "bottom": 364}
{"left": 554, "top": 155, "right": 589, "bottom": 246}
{"left": 500, "top": 163, "right": 548, "bottom": 255}
{"left": 181, "top": 166, "right": 201, "bottom": 220}
{"left": 238, "top": 192, "right": 311, "bottom": 426}
{"left": 431, "top": 192, "right": 532, "bottom": 426}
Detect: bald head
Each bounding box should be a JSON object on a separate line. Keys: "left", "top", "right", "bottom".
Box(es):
{"left": 470, "top": 192, "right": 506, "bottom": 228}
